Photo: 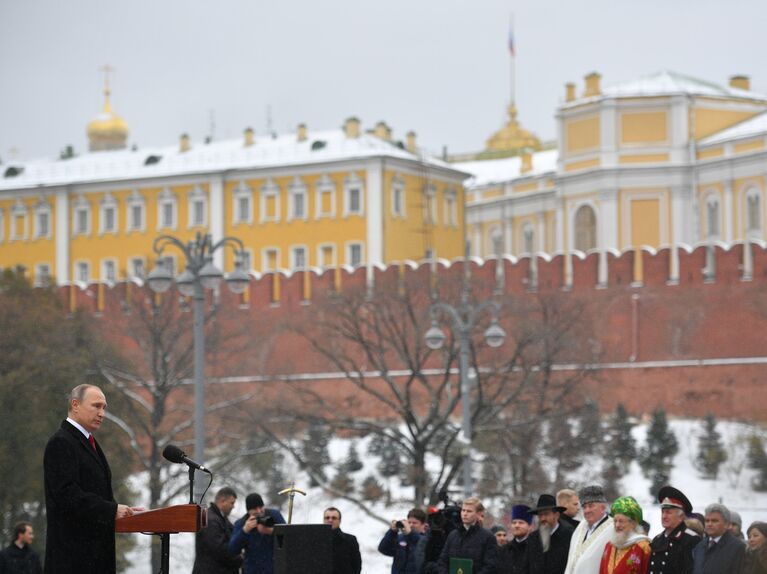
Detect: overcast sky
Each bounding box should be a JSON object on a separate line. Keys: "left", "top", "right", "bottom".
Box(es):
{"left": 1, "top": 0, "right": 766, "bottom": 161}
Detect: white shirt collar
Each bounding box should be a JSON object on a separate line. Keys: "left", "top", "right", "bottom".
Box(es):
{"left": 551, "top": 522, "right": 560, "bottom": 535}
{"left": 66, "top": 417, "right": 91, "bottom": 439}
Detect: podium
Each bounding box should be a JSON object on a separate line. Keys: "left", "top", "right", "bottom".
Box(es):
{"left": 116, "top": 504, "right": 206, "bottom": 574}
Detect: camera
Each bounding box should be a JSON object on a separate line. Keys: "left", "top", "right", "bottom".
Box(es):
{"left": 255, "top": 512, "right": 275, "bottom": 527}
{"left": 395, "top": 520, "right": 405, "bottom": 530}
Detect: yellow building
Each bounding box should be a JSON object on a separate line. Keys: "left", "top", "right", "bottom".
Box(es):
{"left": 0, "top": 93, "right": 468, "bottom": 286}
{"left": 461, "top": 70, "right": 767, "bottom": 281}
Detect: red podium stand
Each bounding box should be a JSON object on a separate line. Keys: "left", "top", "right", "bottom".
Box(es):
{"left": 116, "top": 504, "right": 206, "bottom": 574}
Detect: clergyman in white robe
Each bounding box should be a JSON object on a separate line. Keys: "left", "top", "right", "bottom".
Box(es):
{"left": 564, "top": 514, "right": 614, "bottom": 574}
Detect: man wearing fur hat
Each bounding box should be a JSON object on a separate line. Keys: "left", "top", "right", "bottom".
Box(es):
{"left": 527, "top": 494, "right": 575, "bottom": 574}
{"left": 499, "top": 504, "right": 534, "bottom": 574}
{"left": 564, "top": 485, "right": 613, "bottom": 574}
{"left": 649, "top": 485, "right": 698, "bottom": 574}
{"left": 598, "top": 496, "right": 651, "bottom": 574}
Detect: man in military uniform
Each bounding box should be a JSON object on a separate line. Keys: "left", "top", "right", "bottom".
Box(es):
{"left": 649, "top": 485, "right": 699, "bottom": 574}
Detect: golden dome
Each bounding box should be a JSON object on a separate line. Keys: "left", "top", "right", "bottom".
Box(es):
{"left": 482, "top": 103, "right": 541, "bottom": 158}
{"left": 87, "top": 87, "right": 129, "bottom": 151}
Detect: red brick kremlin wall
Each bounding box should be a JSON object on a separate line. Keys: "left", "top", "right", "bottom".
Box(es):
{"left": 63, "top": 243, "right": 767, "bottom": 423}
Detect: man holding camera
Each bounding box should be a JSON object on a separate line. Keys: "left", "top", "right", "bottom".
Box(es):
{"left": 378, "top": 508, "right": 428, "bottom": 574}
{"left": 228, "top": 492, "right": 286, "bottom": 574}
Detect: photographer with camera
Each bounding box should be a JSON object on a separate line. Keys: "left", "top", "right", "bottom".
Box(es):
{"left": 228, "top": 492, "right": 285, "bottom": 574}
{"left": 378, "top": 508, "right": 428, "bottom": 574}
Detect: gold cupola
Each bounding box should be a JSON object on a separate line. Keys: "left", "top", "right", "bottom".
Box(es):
{"left": 87, "top": 67, "right": 129, "bottom": 152}
{"left": 482, "top": 103, "right": 541, "bottom": 159}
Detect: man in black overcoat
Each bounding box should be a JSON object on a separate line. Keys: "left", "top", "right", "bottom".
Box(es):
{"left": 649, "top": 485, "right": 699, "bottom": 574}
{"left": 324, "top": 507, "right": 362, "bottom": 574}
{"left": 692, "top": 503, "right": 745, "bottom": 574}
{"left": 526, "top": 494, "right": 574, "bottom": 574}
{"left": 43, "top": 385, "right": 139, "bottom": 574}
{"left": 192, "top": 486, "right": 242, "bottom": 574}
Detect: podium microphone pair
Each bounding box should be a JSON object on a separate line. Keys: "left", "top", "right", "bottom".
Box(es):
{"left": 162, "top": 445, "right": 212, "bottom": 474}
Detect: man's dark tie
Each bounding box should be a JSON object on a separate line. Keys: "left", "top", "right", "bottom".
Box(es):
{"left": 707, "top": 538, "right": 716, "bottom": 551}
{"left": 88, "top": 434, "right": 97, "bottom": 451}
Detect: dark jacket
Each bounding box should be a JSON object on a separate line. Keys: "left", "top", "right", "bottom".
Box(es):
{"left": 229, "top": 508, "right": 286, "bottom": 574}
{"left": 498, "top": 536, "right": 529, "bottom": 574}
{"left": 438, "top": 523, "right": 499, "bottom": 574}
{"left": 527, "top": 520, "right": 574, "bottom": 574}
{"left": 192, "top": 502, "right": 242, "bottom": 574}
{"left": 561, "top": 515, "right": 580, "bottom": 530}
{"left": 43, "top": 420, "right": 117, "bottom": 574}
{"left": 422, "top": 527, "right": 453, "bottom": 574}
{"left": 742, "top": 548, "right": 767, "bottom": 574}
{"left": 692, "top": 532, "right": 745, "bottom": 574}
{"left": 378, "top": 528, "right": 423, "bottom": 574}
{"left": 0, "top": 544, "right": 42, "bottom": 574}
{"left": 650, "top": 521, "right": 699, "bottom": 574}
{"left": 331, "top": 528, "right": 362, "bottom": 574}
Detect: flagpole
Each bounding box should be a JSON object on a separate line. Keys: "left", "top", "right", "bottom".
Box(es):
{"left": 509, "top": 14, "right": 516, "bottom": 105}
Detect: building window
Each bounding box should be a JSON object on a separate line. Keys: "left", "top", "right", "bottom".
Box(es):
{"left": 423, "top": 185, "right": 437, "bottom": 224}
{"left": 260, "top": 179, "right": 281, "bottom": 223}
{"left": 344, "top": 173, "right": 364, "bottom": 216}
{"left": 126, "top": 190, "right": 145, "bottom": 232}
{"left": 316, "top": 175, "right": 336, "bottom": 219}
{"left": 706, "top": 196, "right": 720, "bottom": 239}
{"left": 129, "top": 258, "right": 145, "bottom": 279}
{"left": 35, "top": 203, "right": 51, "bottom": 239}
{"left": 11, "top": 200, "right": 28, "bottom": 240}
{"left": 0, "top": 208, "right": 4, "bottom": 242}
{"left": 490, "top": 227, "right": 503, "bottom": 256}
{"left": 73, "top": 197, "right": 90, "bottom": 236}
{"left": 444, "top": 190, "right": 457, "bottom": 227}
{"left": 574, "top": 204, "right": 597, "bottom": 252}
{"left": 188, "top": 186, "right": 207, "bottom": 228}
{"left": 262, "top": 248, "right": 280, "bottom": 272}
{"left": 522, "top": 223, "right": 535, "bottom": 254}
{"left": 746, "top": 188, "right": 761, "bottom": 238}
{"left": 159, "top": 255, "right": 176, "bottom": 278}
{"left": 290, "top": 246, "right": 307, "bottom": 270}
{"left": 239, "top": 250, "right": 253, "bottom": 273}
{"left": 102, "top": 259, "right": 117, "bottom": 283}
{"left": 392, "top": 176, "right": 406, "bottom": 218}
{"left": 347, "top": 242, "right": 364, "bottom": 267}
{"left": 157, "top": 188, "right": 177, "bottom": 230}
{"left": 318, "top": 244, "right": 336, "bottom": 269}
{"left": 99, "top": 194, "right": 118, "bottom": 234}
{"left": 34, "top": 264, "right": 51, "bottom": 287}
{"left": 75, "top": 261, "right": 90, "bottom": 283}
{"left": 288, "top": 178, "right": 307, "bottom": 221}
{"left": 233, "top": 183, "right": 253, "bottom": 225}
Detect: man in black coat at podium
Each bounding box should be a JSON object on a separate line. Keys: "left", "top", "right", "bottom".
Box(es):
{"left": 324, "top": 507, "right": 362, "bottom": 574}
{"left": 43, "top": 385, "right": 141, "bottom": 574}
{"left": 192, "top": 486, "right": 242, "bottom": 574}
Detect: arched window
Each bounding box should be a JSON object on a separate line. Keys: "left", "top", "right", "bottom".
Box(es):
{"left": 706, "top": 195, "right": 720, "bottom": 239}
{"left": 574, "top": 204, "right": 597, "bottom": 252}
{"left": 522, "top": 223, "right": 535, "bottom": 254}
{"left": 745, "top": 188, "right": 761, "bottom": 238}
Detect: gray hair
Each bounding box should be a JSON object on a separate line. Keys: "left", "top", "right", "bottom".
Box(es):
{"left": 704, "top": 503, "right": 731, "bottom": 523}
{"left": 67, "top": 384, "right": 97, "bottom": 411}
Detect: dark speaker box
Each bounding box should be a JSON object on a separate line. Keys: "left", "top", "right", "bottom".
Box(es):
{"left": 274, "top": 523, "right": 333, "bottom": 574}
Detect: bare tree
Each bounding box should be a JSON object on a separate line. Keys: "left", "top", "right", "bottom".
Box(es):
{"left": 252, "top": 271, "right": 600, "bottom": 505}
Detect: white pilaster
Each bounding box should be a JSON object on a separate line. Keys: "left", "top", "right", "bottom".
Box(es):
{"left": 365, "top": 159, "right": 384, "bottom": 266}
{"left": 599, "top": 189, "right": 619, "bottom": 250}
{"left": 55, "top": 188, "right": 70, "bottom": 284}
{"left": 600, "top": 101, "right": 618, "bottom": 168}
{"left": 724, "top": 179, "right": 733, "bottom": 243}
{"left": 210, "top": 175, "right": 225, "bottom": 268}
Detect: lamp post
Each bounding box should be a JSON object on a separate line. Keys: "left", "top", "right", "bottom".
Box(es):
{"left": 146, "top": 232, "right": 248, "bottom": 501}
{"left": 424, "top": 255, "right": 505, "bottom": 500}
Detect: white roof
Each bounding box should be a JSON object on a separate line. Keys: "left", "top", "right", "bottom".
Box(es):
{"left": 0, "top": 129, "right": 464, "bottom": 191}
{"left": 700, "top": 111, "right": 767, "bottom": 146}
{"left": 566, "top": 70, "right": 767, "bottom": 106}
{"left": 455, "top": 148, "right": 558, "bottom": 188}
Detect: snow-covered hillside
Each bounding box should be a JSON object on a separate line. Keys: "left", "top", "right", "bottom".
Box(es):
{"left": 123, "top": 419, "right": 767, "bottom": 573}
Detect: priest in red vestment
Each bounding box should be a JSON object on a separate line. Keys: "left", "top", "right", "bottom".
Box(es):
{"left": 599, "top": 496, "right": 651, "bottom": 574}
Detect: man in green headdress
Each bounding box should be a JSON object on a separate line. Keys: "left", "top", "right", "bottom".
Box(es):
{"left": 598, "top": 496, "right": 651, "bottom": 574}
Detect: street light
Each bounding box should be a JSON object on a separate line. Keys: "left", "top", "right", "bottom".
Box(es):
{"left": 147, "top": 232, "right": 247, "bottom": 501}
{"left": 425, "top": 255, "right": 506, "bottom": 500}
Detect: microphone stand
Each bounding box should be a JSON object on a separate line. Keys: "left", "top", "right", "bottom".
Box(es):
{"left": 188, "top": 466, "right": 196, "bottom": 504}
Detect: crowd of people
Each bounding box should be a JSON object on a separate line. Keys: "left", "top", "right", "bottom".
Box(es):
{"left": 368, "top": 485, "right": 766, "bottom": 574}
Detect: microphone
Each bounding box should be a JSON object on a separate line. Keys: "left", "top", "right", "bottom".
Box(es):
{"left": 162, "top": 445, "right": 210, "bottom": 472}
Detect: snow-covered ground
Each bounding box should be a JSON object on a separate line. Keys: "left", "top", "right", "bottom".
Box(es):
{"left": 123, "top": 419, "right": 767, "bottom": 573}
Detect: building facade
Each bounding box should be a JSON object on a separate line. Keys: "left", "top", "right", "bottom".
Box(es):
{"left": 462, "top": 71, "right": 767, "bottom": 279}
{"left": 0, "top": 93, "right": 467, "bottom": 286}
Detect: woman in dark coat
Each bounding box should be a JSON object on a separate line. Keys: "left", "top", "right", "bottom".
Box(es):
{"left": 742, "top": 522, "right": 767, "bottom": 574}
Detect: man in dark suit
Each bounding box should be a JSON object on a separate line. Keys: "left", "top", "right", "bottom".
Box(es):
{"left": 43, "top": 384, "right": 140, "bottom": 574}
{"left": 692, "top": 503, "right": 745, "bottom": 574}
{"left": 526, "top": 494, "right": 574, "bottom": 574}
{"left": 192, "top": 486, "right": 242, "bottom": 574}
{"left": 324, "top": 507, "right": 361, "bottom": 574}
